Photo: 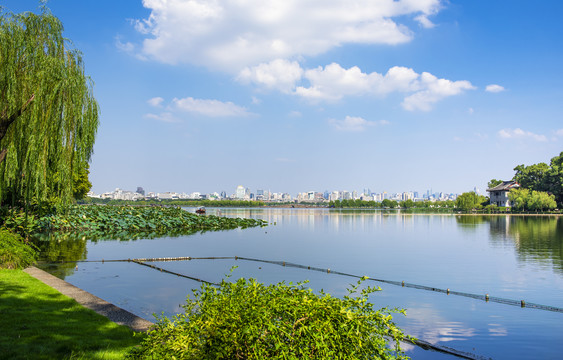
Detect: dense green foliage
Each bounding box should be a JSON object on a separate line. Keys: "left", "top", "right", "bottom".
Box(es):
{"left": 508, "top": 188, "right": 557, "bottom": 211}
{"left": 0, "top": 229, "right": 37, "bottom": 269}
{"left": 0, "top": 206, "right": 39, "bottom": 236}
{"left": 127, "top": 273, "right": 410, "bottom": 360}
{"left": 0, "top": 269, "right": 141, "bottom": 359}
{"left": 329, "top": 199, "right": 455, "bottom": 210}
{"left": 37, "top": 205, "right": 266, "bottom": 234}
{"left": 455, "top": 192, "right": 489, "bottom": 212}
{"left": 512, "top": 152, "right": 563, "bottom": 206}
{"left": 0, "top": 6, "right": 98, "bottom": 207}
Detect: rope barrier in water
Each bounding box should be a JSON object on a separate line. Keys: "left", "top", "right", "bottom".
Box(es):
{"left": 56, "top": 255, "right": 563, "bottom": 313}
{"left": 52, "top": 256, "right": 498, "bottom": 359}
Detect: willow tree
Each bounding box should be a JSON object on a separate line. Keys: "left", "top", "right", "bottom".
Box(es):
{"left": 0, "top": 7, "right": 98, "bottom": 207}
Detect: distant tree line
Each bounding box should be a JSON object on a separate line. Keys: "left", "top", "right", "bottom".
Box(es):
{"left": 329, "top": 199, "right": 456, "bottom": 210}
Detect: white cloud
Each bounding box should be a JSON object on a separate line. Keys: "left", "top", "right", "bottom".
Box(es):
{"left": 286, "top": 63, "right": 473, "bottom": 110}
{"left": 498, "top": 128, "right": 547, "bottom": 142}
{"left": 556, "top": 129, "right": 563, "bottom": 137}
{"left": 132, "top": 0, "right": 442, "bottom": 71}
{"left": 115, "top": 37, "right": 135, "bottom": 53}
{"left": 147, "top": 96, "right": 164, "bottom": 107}
{"left": 172, "top": 97, "right": 251, "bottom": 117}
{"left": 329, "top": 116, "right": 389, "bottom": 132}
{"left": 237, "top": 59, "right": 303, "bottom": 93}
{"left": 288, "top": 110, "right": 302, "bottom": 117}
{"left": 145, "top": 112, "right": 179, "bottom": 123}
{"left": 486, "top": 84, "right": 505, "bottom": 93}
{"left": 238, "top": 60, "right": 473, "bottom": 110}
{"left": 402, "top": 72, "right": 475, "bottom": 111}
{"left": 415, "top": 14, "right": 436, "bottom": 28}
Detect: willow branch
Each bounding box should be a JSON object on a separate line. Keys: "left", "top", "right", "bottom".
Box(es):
{"left": 0, "top": 93, "right": 35, "bottom": 141}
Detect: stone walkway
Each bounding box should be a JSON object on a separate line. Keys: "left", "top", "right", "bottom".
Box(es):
{"left": 24, "top": 266, "right": 154, "bottom": 332}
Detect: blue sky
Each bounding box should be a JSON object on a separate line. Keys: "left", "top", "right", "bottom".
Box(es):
{"left": 3, "top": 0, "right": 563, "bottom": 196}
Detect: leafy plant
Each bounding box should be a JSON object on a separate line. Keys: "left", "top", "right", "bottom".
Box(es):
{"left": 0, "top": 229, "right": 37, "bottom": 269}
{"left": 0, "top": 207, "right": 39, "bottom": 237}
{"left": 37, "top": 205, "right": 267, "bottom": 234}
{"left": 127, "top": 271, "right": 411, "bottom": 360}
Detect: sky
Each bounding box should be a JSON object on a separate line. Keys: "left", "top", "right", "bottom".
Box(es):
{"left": 2, "top": 0, "right": 563, "bottom": 196}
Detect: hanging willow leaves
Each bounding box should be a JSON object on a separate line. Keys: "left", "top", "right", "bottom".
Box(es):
{"left": 0, "top": 6, "right": 99, "bottom": 206}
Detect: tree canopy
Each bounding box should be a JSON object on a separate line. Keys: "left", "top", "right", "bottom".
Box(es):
{"left": 512, "top": 152, "right": 563, "bottom": 207}
{"left": 0, "top": 6, "right": 98, "bottom": 207}
{"left": 455, "top": 191, "right": 488, "bottom": 211}
{"left": 508, "top": 188, "right": 557, "bottom": 212}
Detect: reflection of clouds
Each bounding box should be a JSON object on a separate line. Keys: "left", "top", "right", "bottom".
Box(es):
{"left": 488, "top": 323, "right": 508, "bottom": 337}
{"left": 404, "top": 306, "right": 476, "bottom": 345}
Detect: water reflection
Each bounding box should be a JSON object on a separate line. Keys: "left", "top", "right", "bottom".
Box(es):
{"left": 488, "top": 216, "right": 563, "bottom": 273}
{"left": 34, "top": 209, "right": 563, "bottom": 360}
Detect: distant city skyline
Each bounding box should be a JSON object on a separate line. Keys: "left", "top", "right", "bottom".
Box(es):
{"left": 4, "top": 1, "right": 563, "bottom": 195}
{"left": 90, "top": 184, "right": 467, "bottom": 203}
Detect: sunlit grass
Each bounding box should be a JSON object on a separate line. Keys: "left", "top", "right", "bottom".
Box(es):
{"left": 0, "top": 270, "right": 142, "bottom": 359}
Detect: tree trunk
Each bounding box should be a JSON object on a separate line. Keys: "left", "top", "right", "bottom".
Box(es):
{"left": 0, "top": 94, "right": 35, "bottom": 164}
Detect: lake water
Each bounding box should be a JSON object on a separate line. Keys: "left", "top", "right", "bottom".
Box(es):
{"left": 34, "top": 208, "right": 563, "bottom": 359}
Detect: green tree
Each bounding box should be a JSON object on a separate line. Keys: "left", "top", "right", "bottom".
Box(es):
{"left": 513, "top": 163, "right": 550, "bottom": 191}
{"left": 544, "top": 152, "right": 563, "bottom": 206}
{"left": 487, "top": 179, "right": 503, "bottom": 189}
{"left": 381, "top": 199, "right": 397, "bottom": 208}
{"left": 508, "top": 188, "right": 530, "bottom": 211}
{"left": 527, "top": 191, "right": 557, "bottom": 212}
{"left": 0, "top": 7, "right": 99, "bottom": 207}
{"left": 72, "top": 162, "right": 92, "bottom": 200}
{"left": 455, "top": 192, "right": 487, "bottom": 211}
{"left": 399, "top": 199, "right": 415, "bottom": 209}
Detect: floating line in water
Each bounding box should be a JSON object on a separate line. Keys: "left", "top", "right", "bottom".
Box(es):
{"left": 51, "top": 255, "right": 563, "bottom": 314}
{"left": 46, "top": 257, "right": 496, "bottom": 359}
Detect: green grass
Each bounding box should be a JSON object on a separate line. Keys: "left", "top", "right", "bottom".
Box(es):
{"left": 0, "top": 270, "right": 142, "bottom": 359}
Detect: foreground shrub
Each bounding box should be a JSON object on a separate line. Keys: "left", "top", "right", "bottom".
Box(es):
{"left": 127, "top": 272, "right": 410, "bottom": 360}
{"left": 0, "top": 230, "right": 37, "bottom": 269}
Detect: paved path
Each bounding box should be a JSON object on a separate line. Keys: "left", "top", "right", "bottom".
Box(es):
{"left": 24, "top": 266, "right": 154, "bottom": 332}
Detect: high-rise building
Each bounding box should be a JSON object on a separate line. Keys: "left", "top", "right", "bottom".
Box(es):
{"left": 235, "top": 185, "right": 246, "bottom": 199}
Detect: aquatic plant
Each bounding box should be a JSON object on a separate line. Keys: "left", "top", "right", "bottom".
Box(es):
{"left": 37, "top": 205, "right": 266, "bottom": 234}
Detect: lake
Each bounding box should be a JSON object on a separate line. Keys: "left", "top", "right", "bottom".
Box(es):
{"left": 34, "top": 208, "right": 563, "bottom": 359}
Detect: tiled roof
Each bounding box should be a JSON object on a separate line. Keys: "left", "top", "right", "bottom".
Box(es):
{"left": 487, "top": 181, "right": 520, "bottom": 192}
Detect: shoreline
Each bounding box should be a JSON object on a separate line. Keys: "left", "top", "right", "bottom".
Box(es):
{"left": 23, "top": 266, "right": 154, "bottom": 332}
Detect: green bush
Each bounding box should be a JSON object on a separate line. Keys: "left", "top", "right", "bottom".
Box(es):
{"left": 0, "top": 230, "right": 37, "bottom": 269}
{"left": 127, "top": 272, "right": 410, "bottom": 360}
{"left": 0, "top": 207, "right": 39, "bottom": 236}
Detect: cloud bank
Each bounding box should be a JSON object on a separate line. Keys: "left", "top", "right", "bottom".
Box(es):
{"left": 239, "top": 60, "right": 475, "bottom": 111}
{"left": 133, "top": 0, "right": 442, "bottom": 71}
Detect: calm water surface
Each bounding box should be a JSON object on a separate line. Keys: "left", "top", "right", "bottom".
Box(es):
{"left": 34, "top": 208, "right": 563, "bottom": 359}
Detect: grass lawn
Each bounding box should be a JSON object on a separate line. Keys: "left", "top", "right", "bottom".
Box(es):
{"left": 0, "top": 269, "right": 142, "bottom": 359}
